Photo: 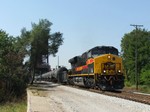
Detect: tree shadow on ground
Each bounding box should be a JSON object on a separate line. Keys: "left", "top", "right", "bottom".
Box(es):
{"left": 28, "top": 81, "right": 60, "bottom": 91}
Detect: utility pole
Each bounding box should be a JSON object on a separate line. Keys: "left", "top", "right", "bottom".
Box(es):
{"left": 58, "top": 55, "right": 59, "bottom": 68}
{"left": 130, "top": 24, "right": 143, "bottom": 90}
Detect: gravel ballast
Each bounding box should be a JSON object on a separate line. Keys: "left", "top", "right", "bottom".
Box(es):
{"left": 28, "top": 82, "right": 150, "bottom": 112}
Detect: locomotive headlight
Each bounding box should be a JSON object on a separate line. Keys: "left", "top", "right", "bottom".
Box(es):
{"left": 103, "top": 70, "right": 106, "bottom": 73}
{"left": 108, "top": 55, "right": 111, "bottom": 59}
{"left": 118, "top": 70, "right": 121, "bottom": 73}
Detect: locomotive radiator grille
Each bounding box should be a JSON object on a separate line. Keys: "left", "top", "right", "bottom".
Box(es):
{"left": 101, "top": 62, "right": 121, "bottom": 75}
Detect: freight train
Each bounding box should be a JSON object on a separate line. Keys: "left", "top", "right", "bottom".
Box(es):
{"left": 36, "top": 46, "right": 125, "bottom": 90}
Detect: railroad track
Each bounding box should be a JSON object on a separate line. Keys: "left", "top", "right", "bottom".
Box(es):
{"left": 90, "top": 89, "right": 150, "bottom": 105}
{"left": 66, "top": 85, "right": 150, "bottom": 105}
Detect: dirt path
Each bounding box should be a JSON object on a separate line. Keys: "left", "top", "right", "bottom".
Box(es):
{"left": 27, "top": 81, "right": 150, "bottom": 112}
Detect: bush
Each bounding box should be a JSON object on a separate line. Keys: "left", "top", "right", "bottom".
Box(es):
{"left": 139, "top": 85, "right": 150, "bottom": 94}
{"left": 125, "top": 80, "right": 132, "bottom": 87}
{"left": 0, "top": 74, "right": 27, "bottom": 103}
{"left": 140, "top": 69, "right": 150, "bottom": 85}
{"left": 0, "top": 89, "right": 5, "bottom": 102}
{"left": 11, "top": 75, "right": 27, "bottom": 97}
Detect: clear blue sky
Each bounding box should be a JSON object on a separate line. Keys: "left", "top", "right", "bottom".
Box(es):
{"left": 0, "top": 0, "right": 150, "bottom": 69}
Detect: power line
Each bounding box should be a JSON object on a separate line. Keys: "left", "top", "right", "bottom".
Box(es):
{"left": 130, "top": 24, "right": 143, "bottom": 30}
{"left": 130, "top": 24, "right": 143, "bottom": 90}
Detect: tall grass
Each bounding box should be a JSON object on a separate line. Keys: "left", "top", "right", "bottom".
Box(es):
{"left": 0, "top": 100, "right": 26, "bottom": 112}
{"left": 139, "top": 85, "right": 150, "bottom": 94}
{"left": 125, "top": 81, "right": 150, "bottom": 94}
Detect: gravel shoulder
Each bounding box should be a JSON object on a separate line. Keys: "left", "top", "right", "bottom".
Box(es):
{"left": 27, "top": 81, "right": 150, "bottom": 112}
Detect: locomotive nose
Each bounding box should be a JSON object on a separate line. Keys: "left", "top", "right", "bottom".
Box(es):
{"left": 102, "top": 62, "right": 116, "bottom": 75}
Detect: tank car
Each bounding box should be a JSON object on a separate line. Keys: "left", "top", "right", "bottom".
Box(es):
{"left": 37, "top": 66, "right": 68, "bottom": 83}
{"left": 68, "top": 46, "right": 125, "bottom": 90}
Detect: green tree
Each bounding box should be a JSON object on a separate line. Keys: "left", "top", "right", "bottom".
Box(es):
{"left": 0, "top": 30, "right": 28, "bottom": 102}
{"left": 121, "top": 29, "right": 150, "bottom": 85}
{"left": 140, "top": 64, "right": 150, "bottom": 85}
{"left": 0, "top": 18, "right": 64, "bottom": 101}
{"left": 21, "top": 19, "right": 64, "bottom": 84}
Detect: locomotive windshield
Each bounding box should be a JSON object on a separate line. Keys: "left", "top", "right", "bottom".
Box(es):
{"left": 91, "top": 46, "right": 118, "bottom": 57}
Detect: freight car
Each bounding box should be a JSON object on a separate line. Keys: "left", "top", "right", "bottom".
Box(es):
{"left": 35, "top": 67, "right": 68, "bottom": 83}
{"left": 68, "top": 46, "right": 124, "bottom": 90}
